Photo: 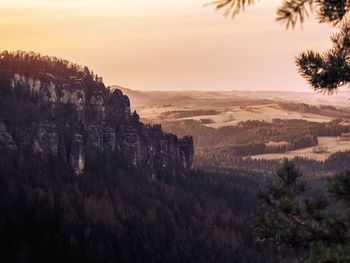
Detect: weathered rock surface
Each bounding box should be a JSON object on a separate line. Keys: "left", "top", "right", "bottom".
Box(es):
{"left": 33, "top": 122, "right": 59, "bottom": 156}
{"left": 71, "top": 134, "right": 85, "bottom": 175}
{"left": 86, "top": 123, "right": 116, "bottom": 152}
{"left": 1, "top": 71, "right": 194, "bottom": 176}
{"left": 179, "top": 136, "right": 194, "bottom": 172}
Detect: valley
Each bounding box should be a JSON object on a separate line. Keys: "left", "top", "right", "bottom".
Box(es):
{"left": 119, "top": 87, "right": 350, "bottom": 175}
{"left": 4, "top": 0, "right": 350, "bottom": 261}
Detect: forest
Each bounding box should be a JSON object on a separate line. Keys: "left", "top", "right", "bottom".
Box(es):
{"left": 2, "top": 0, "right": 350, "bottom": 260}
{"left": 160, "top": 118, "right": 350, "bottom": 158}
{"left": 0, "top": 51, "right": 275, "bottom": 262}
{"left": 196, "top": 150, "right": 350, "bottom": 177}
{"left": 0, "top": 148, "right": 277, "bottom": 263}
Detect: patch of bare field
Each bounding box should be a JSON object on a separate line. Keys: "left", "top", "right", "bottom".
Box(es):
{"left": 138, "top": 103, "right": 335, "bottom": 128}
{"left": 249, "top": 137, "right": 350, "bottom": 161}
{"left": 137, "top": 106, "right": 193, "bottom": 119}
{"left": 204, "top": 104, "right": 332, "bottom": 128}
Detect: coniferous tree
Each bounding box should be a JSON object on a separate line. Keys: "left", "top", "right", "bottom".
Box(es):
{"left": 254, "top": 160, "right": 350, "bottom": 262}
{"left": 211, "top": 3, "right": 350, "bottom": 260}
{"left": 214, "top": 0, "right": 350, "bottom": 93}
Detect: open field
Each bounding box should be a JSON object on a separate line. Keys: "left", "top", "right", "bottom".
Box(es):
{"left": 117, "top": 87, "right": 350, "bottom": 128}
{"left": 120, "top": 87, "right": 350, "bottom": 161}
{"left": 249, "top": 137, "right": 350, "bottom": 161}
{"left": 139, "top": 103, "right": 334, "bottom": 128}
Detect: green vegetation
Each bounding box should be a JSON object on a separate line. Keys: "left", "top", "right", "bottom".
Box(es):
{"left": 0, "top": 50, "right": 276, "bottom": 263}
{"left": 2, "top": 0, "right": 350, "bottom": 260}
{"left": 254, "top": 160, "right": 350, "bottom": 262}
{"left": 0, "top": 149, "right": 276, "bottom": 263}
{"left": 215, "top": 2, "right": 350, "bottom": 262}
{"left": 162, "top": 118, "right": 350, "bottom": 158}
{"left": 0, "top": 50, "right": 105, "bottom": 92}
{"left": 159, "top": 109, "right": 220, "bottom": 120}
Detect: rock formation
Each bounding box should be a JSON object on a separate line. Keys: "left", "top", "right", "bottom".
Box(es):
{"left": 33, "top": 122, "right": 59, "bottom": 156}
{"left": 0, "top": 70, "right": 194, "bottom": 177}
{"left": 71, "top": 134, "right": 85, "bottom": 175}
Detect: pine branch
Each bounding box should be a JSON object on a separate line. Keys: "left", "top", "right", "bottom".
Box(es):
{"left": 317, "top": 0, "right": 350, "bottom": 26}
{"left": 296, "top": 21, "right": 350, "bottom": 92}
{"left": 277, "top": 0, "right": 314, "bottom": 29}
{"left": 210, "top": 0, "right": 255, "bottom": 17}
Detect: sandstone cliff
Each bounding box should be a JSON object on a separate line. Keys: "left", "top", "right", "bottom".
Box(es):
{"left": 0, "top": 52, "right": 193, "bottom": 176}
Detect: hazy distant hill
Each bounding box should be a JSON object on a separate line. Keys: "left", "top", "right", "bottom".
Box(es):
{"left": 113, "top": 86, "right": 350, "bottom": 169}
{"left": 113, "top": 86, "right": 350, "bottom": 130}
{"left": 113, "top": 85, "right": 350, "bottom": 109}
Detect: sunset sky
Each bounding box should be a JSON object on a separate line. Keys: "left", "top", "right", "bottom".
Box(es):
{"left": 0, "top": 0, "right": 334, "bottom": 91}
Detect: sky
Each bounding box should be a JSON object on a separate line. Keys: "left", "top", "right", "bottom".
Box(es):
{"left": 0, "top": 0, "right": 335, "bottom": 91}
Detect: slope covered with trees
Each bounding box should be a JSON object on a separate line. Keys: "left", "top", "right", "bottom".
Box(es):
{"left": 0, "top": 148, "right": 276, "bottom": 263}
{"left": 0, "top": 51, "right": 276, "bottom": 262}
{"left": 254, "top": 160, "right": 350, "bottom": 262}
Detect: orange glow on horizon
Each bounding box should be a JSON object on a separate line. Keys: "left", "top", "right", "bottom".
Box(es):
{"left": 0, "top": 0, "right": 333, "bottom": 91}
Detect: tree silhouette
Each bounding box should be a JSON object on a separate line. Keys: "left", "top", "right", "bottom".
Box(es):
{"left": 254, "top": 160, "right": 350, "bottom": 262}
{"left": 214, "top": 0, "right": 350, "bottom": 93}
{"left": 211, "top": 0, "right": 255, "bottom": 17}
{"left": 213, "top": 2, "right": 350, "bottom": 261}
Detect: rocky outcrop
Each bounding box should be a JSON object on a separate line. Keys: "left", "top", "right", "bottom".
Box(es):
{"left": 0, "top": 71, "right": 193, "bottom": 176}
{"left": 86, "top": 123, "right": 116, "bottom": 152}
{"left": 144, "top": 128, "right": 193, "bottom": 172}
{"left": 71, "top": 134, "right": 85, "bottom": 175}
{"left": 118, "top": 124, "right": 143, "bottom": 166}
{"left": 33, "top": 122, "right": 59, "bottom": 156}
{"left": 179, "top": 136, "right": 194, "bottom": 172}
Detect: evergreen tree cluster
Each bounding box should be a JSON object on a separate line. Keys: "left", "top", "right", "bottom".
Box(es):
{"left": 0, "top": 50, "right": 104, "bottom": 90}
{"left": 0, "top": 149, "right": 275, "bottom": 263}
{"left": 254, "top": 160, "right": 350, "bottom": 262}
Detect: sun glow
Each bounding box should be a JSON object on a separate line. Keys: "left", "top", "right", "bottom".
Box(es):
{"left": 0, "top": 0, "right": 332, "bottom": 91}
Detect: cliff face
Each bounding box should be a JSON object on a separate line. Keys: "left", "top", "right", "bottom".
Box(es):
{"left": 0, "top": 71, "right": 193, "bottom": 176}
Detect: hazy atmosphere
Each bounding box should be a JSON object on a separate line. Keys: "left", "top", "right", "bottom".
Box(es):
{"left": 2, "top": 1, "right": 350, "bottom": 262}
{"left": 0, "top": 0, "right": 333, "bottom": 91}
